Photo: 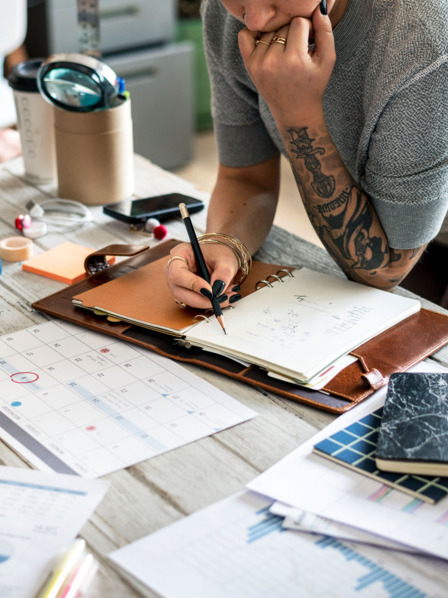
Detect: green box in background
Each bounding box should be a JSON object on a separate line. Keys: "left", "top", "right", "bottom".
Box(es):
{"left": 176, "top": 18, "right": 213, "bottom": 132}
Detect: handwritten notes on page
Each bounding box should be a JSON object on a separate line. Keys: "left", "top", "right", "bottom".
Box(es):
{"left": 186, "top": 268, "right": 420, "bottom": 382}
{"left": 0, "top": 466, "right": 108, "bottom": 598}
{"left": 0, "top": 320, "right": 256, "bottom": 477}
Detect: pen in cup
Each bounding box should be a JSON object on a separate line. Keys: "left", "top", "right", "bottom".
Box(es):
{"left": 179, "top": 202, "right": 227, "bottom": 334}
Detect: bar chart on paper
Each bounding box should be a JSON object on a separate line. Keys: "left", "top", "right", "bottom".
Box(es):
{"left": 109, "top": 491, "right": 447, "bottom": 598}
{"left": 0, "top": 320, "right": 255, "bottom": 477}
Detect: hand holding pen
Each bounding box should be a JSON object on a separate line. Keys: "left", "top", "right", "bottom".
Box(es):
{"left": 179, "top": 203, "right": 227, "bottom": 334}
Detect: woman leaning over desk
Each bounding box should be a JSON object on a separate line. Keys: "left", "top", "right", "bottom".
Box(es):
{"left": 166, "top": 0, "right": 448, "bottom": 308}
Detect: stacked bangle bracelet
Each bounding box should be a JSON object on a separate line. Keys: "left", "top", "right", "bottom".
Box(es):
{"left": 198, "top": 232, "right": 252, "bottom": 283}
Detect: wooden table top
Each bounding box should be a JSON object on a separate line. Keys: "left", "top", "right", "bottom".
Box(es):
{"left": 1, "top": 155, "right": 447, "bottom": 597}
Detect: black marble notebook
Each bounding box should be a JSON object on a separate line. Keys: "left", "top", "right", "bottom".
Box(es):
{"left": 375, "top": 373, "right": 448, "bottom": 476}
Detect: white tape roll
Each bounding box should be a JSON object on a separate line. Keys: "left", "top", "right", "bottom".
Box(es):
{"left": 0, "top": 236, "right": 33, "bottom": 262}
{"left": 22, "top": 221, "right": 48, "bottom": 239}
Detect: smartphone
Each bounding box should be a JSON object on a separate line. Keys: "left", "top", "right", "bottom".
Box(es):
{"left": 103, "top": 193, "right": 205, "bottom": 224}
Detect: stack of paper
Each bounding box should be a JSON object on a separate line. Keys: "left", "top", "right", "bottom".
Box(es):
{"left": 248, "top": 360, "right": 448, "bottom": 560}
{"left": 107, "top": 361, "right": 448, "bottom": 598}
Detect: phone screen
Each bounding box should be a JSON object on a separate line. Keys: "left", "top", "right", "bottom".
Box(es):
{"left": 103, "top": 193, "right": 204, "bottom": 223}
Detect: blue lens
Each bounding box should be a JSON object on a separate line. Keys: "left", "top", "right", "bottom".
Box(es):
{"left": 42, "top": 67, "right": 103, "bottom": 108}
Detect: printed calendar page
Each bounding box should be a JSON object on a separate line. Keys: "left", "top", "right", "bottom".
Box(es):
{"left": 0, "top": 321, "right": 256, "bottom": 477}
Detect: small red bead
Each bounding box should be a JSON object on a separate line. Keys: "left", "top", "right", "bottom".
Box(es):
{"left": 153, "top": 224, "right": 168, "bottom": 240}
{"left": 14, "top": 214, "right": 32, "bottom": 231}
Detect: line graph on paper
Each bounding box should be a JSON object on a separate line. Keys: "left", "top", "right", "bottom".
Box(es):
{"left": 0, "top": 320, "right": 255, "bottom": 477}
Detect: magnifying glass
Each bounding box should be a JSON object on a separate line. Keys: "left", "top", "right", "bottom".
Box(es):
{"left": 37, "top": 53, "right": 119, "bottom": 112}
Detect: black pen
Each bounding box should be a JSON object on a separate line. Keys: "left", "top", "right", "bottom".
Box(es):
{"left": 179, "top": 203, "right": 227, "bottom": 334}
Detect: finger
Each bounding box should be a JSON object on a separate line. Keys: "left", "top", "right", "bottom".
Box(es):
{"left": 239, "top": 28, "right": 275, "bottom": 61}
{"left": 174, "top": 286, "right": 214, "bottom": 310}
{"left": 238, "top": 27, "right": 259, "bottom": 61}
{"left": 210, "top": 261, "right": 240, "bottom": 294}
{"left": 170, "top": 269, "right": 214, "bottom": 309}
{"left": 165, "top": 244, "right": 208, "bottom": 307}
{"left": 269, "top": 24, "right": 290, "bottom": 52}
{"left": 286, "top": 17, "right": 313, "bottom": 55}
{"left": 165, "top": 244, "right": 195, "bottom": 275}
{"left": 167, "top": 257, "right": 211, "bottom": 294}
{"left": 312, "top": 2, "right": 335, "bottom": 60}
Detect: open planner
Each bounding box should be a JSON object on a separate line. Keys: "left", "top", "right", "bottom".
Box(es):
{"left": 32, "top": 240, "right": 448, "bottom": 414}
{"left": 72, "top": 260, "right": 419, "bottom": 384}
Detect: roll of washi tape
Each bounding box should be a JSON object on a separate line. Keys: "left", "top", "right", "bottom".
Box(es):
{"left": 0, "top": 236, "right": 33, "bottom": 262}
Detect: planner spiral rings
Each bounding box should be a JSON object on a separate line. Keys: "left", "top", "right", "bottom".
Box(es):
{"left": 256, "top": 268, "right": 295, "bottom": 289}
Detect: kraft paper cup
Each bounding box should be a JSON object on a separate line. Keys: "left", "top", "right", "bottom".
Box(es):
{"left": 53, "top": 98, "right": 134, "bottom": 205}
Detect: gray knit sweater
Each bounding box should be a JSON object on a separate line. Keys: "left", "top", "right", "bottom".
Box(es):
{"left": 201, "top": 0, "right": 448, "bottom": 248}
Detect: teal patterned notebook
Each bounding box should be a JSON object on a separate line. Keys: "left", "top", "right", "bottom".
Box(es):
{"left": 313, "top": 403, "right": 448, "bottom": 504}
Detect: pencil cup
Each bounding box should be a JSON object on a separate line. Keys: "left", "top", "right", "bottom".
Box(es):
{"left": 53, "top": 98, "right": 134, "bottom": 205}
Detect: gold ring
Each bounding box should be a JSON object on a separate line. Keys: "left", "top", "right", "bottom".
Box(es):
{"left": 255, "top": 39, "right": 271, "bottom": 47}
{"left": 167, "top": 255, "right": 188, "bottom": 267}
{"left": 272, "top": 37, "right": 287, "bottom": 45}
{"left": 174, "top": 299, "right": 187, "bottom": 309}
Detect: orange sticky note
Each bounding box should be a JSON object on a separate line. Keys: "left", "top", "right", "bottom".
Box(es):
{"left": 22, "top": 242, "right": 115, "bottom": 284}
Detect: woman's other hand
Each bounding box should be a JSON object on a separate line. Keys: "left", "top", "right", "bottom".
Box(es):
{"left": 238, "top": 3, "right": 336, "bottom": 123}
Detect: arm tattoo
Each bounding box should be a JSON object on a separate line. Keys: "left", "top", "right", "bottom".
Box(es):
{"left": 287, "top": 126, "right": 395, "bottom": 275}
{"left": 317, "top": 185, "right": 388, "bottom": 270}
{"left": 289, "top": 127, "right": 335, "bottom": 198}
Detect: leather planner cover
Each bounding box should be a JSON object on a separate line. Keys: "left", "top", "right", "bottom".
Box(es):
{"left": 32, "top": 240, "right": 448, "bottom": 414}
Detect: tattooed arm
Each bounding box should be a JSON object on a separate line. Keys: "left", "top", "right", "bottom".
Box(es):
{"left": 284, "top": 122, "right": 426, "bottom": 289}
{"left": 238, "top": 4, "right": 426, "bottom": 290}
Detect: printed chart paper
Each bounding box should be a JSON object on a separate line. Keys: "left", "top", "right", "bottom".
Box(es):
{"left": 0, "top": 466, "right": 108, "bottom": 598}
{"left": 109, "top": 490, "right": 448, "bottom": 598}
{"left": 248, "top": 361, "right": 448, "bottom": 560}
{"left": 270, "top": 502, "right": 415, "bottom": 552}
{"left": 0, "top": 320, "right": 256, "bottom": 477}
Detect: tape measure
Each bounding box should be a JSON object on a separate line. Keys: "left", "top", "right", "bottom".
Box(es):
{"left": 77, "top": 0, "right": 101, "bottom": 57}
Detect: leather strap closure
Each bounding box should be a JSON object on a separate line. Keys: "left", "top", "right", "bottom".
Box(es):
{"left": 84, "top": 244, "right": 149, "bottom": 276}
{"left": 350, "top": 351, "right": 388, "bottom": 390}
{"left": 361, "top": 368, "right": 389, "bottom": 390}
